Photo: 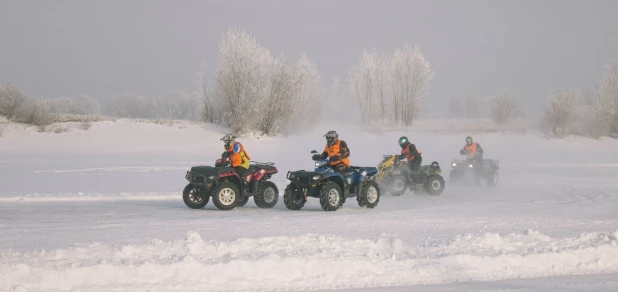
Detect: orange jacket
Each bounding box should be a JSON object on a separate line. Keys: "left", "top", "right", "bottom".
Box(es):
{"left": 226, "top": 142, "right": 251, "bottom": 168}
{"left": 324, "top": 140, "right": 350, "bottom": 166}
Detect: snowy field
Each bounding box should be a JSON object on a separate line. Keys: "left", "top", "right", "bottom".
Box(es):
{"left": 1, "top": 120, "right": 618, "bottom": 292}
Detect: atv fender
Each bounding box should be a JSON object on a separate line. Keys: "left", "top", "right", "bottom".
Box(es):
{"left": 326, "top": 175, "right": 346, "bottom": 193}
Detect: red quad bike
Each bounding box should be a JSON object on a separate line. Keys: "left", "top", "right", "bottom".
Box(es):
{"left": 183, "top": 157, "right": 279, "bottom": 210}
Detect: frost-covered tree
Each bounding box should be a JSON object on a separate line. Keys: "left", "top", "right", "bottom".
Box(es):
{"left": 213, "top": 28, "right": 324, "bottom": 134}
{"left": 150, "top": 92, "right": 199, "bottom": 120}
{"left": 284, "top": 54, "right": 324, "bottom": 132}
{"left": 16, "top": 98, "right": 53, "bottom": 126}
{"left": 600, "top": 60, "right": 618, "bottom": 137}
{"left": 348, "top": 50, "right": 391, "bottom": 123}
{"left": 195, "top": 62, "right": 217, "bottom": 123}
{"left": 390, "top": 45, "right": 434, "bottom": 125}
{"left": 447, "top": 97, "right": 464, "bottom": 118}
{"left": 488, "top": 94, "right": 520, "bottom": 124}
{"left": 542, "top": 89, "right": 579, "bottom": 138}
{"left": 574, "top": 89, "right": 607, "bottom": 139}
{"left": 347, "top": 45, "right": 434, "bottom": 125}
{"left": 103, "top": 93, "right": 151, "bottom": 118}
{"left": 48, "top": 95, "right": 99, "bottom": 115}
{"left": 0, "top": 84, "right": 28, "bottom": 119}
{"left": 214, "top": 28, "right": 271, "bottom": 132}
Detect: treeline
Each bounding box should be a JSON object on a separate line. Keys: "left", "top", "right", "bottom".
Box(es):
{"left": 2, "top": 26, "right": 616, "bottom": 139}
{"left": 446, "top": 60, "right": 618, "bottom": 139}
{"left": 0, "top": 85, "right": 201, "bottom": 127}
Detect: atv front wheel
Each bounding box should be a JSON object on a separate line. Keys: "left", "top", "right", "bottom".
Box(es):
{"left": 183, "top": 184, "right": 209, "bottom": 209}
{"left": 283, "top": 184, "right": 305, "bottom": 210}
{"left": 320, "top": 182, "right": 343, "bottom": 211}
{"left": 388, "top": 176, "right": 407, "bottom": 196}
{"left": 357, "top": 181, "right": 380, "bottom": 208}
{"left": 424, "top": 175, "right": 445, "bottom": 195}
{"left": 254, "top": 181, "right": 279, "bottom": 208}
{"left": 486, "top": 171, "right": 499, "bottom": 187}
{"left": 211, "top": 182, "right": 240, "bottom": 210}
{"left": 449, "top": 169, "right": 460, "bottom": 184}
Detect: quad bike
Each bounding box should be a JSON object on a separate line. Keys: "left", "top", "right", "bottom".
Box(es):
{"left": 183, "top": 157, "right": 279, "bottom": 210}
{"left": 283, "top": 150, "right": 381, "bottom": 211}
{"left": 375, "top": 155, "right": 445, "bottom": 195}
{"left": 449, "top": 158, "right": 499, "bottom": 187}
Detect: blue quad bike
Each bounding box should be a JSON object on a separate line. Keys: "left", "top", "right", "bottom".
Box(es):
{"left": 283, "top": 150, "right": 381, "bottom": 211}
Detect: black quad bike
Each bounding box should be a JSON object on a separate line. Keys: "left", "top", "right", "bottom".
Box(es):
{"left": 183, "top": 157, "right": 279, "bottom": 210}
{"left": 283, "top": 150, "right": 381, "bottom": 211}
{"left": 449, "top": 158, "right": 500, "bottom": 187}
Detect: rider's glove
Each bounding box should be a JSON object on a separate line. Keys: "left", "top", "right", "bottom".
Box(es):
{"left": 312, "top": 154, "right": 321, "bottom": 161}
{"left": 460, "top": 149, "right": 466, "bottom": 155}
{"left": 222, "top": 151, "right": 230, "bottom": 158}
{"left": 329, "top": 156, "right": 341, "bottom": 162}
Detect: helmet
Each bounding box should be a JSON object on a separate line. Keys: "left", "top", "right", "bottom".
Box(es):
{"left": 465, "top": 136, "right": 473, "bottom": 145}
{"left": 398, "top": 136, "right": 409, "bottom": 147}
{"left": 221, "top": 134, "right": 236, "bottom": 149}
{"left": 324, "top": 130, "right": 338, "bottom": 146}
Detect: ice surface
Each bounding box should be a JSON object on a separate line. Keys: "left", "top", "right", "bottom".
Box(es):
{"left": 1, "top": 120, "right": 617, "bottom": 291}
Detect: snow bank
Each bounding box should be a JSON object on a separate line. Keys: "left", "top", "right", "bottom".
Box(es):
{"left": 2, "top": 230, "right": 617, "bottom": 292}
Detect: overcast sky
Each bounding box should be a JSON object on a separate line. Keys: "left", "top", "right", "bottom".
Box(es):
{"left": 1, "top": 0, "right": 617, "bottom": 116}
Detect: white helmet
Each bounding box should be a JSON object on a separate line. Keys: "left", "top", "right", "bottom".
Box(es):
{"left": 221, "top": 134, "right": 236, "bottom": 149}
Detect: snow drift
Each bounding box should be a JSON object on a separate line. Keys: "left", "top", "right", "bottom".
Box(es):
{"left": 2, "top": 230, "right": 618, "bottom": 292}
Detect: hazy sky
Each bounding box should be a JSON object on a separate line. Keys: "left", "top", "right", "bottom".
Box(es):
{"left": 1, "top": 0, "right": 617, "bottom": 116}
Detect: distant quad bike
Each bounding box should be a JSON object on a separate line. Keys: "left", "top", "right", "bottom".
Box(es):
{"left": 283, "top": 150, "right": 381, "bottom": 211}
{"left": 183, "top": 157, "right": 279, "bottom": 210}
{"left": 375, "top": 155, "right": 445, "bottom": 196}
{"left": 449, "top": 158, "right": 500, "bottom": 187}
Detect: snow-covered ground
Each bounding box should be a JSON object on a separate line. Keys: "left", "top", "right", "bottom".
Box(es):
{"left": 1, "top": 120, "right": 617, "bottom": 292}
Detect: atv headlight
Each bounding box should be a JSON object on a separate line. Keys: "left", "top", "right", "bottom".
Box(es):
{"left": 208, "top": 175, "right": 215, "bottom": 180}
{"left": 451, "top": 162, "right": 457, "bottom": 168}
{"left": 315, "top": 161, "right": 327, "bottom": 168}
{"left": 312, "top": 175, "right": 321, "bottom": 180}
{"left": 468, "top": 164, "right": 474, "bottom": 168}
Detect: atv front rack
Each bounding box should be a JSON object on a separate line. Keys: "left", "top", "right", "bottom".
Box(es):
{"left": 250, "top": 161, "right": 275, "bottom": 166}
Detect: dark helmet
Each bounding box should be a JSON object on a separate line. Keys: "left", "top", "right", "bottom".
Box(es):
{"left": 221, "top": 134, "right": 236, "bottom": 149}
{"left": 324, "top": 130, "right": 338, "bottom": 146}
{"left": 398, "top": 136, "right": 409, "bottom": 147}
{"left": 465, "top": 136, "right": 473, "bottom": 145}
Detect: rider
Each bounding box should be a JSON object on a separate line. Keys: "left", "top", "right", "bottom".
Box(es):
{"left": 221, "top": 134, "right": 251, "bottom": 185}
{"left": 398, "top": 136, "right": 422, "bottom": 182}
{"left": 313, "top": 130, "right": 350, "bottom": 174}
{"left": 460, "top": 136, "right": 484, "bottom": 162}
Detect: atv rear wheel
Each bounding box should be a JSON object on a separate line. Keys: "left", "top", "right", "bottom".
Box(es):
{"left": 424, "top": 175, "right": 445, "bottom": 195}
{"left": 357, "top": 181, "right": 380, "bottom": 208}
{"left": 486, "top": 171, "right": 499, "bottom": 187}
{"left": 254, "top": 181, "right": 279, "bottom": 208}
{"left": 319, "top": 181, "right": 343, "bottom": 211}
{"left": 182, "top": 184, "right": 209, "bottom": 209}
{"left": 211, "top": 182, "right": 240, "bottom": 210}
{"left": 388, "top": 176, "right": 407, "bottom": 196}
{"left": 283, "top": 184, "right": 305, "bottom": 210}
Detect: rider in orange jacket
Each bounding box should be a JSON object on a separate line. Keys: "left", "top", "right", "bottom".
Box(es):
{"left": 312, "top": 131, "right": 350, "bottom": 174}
